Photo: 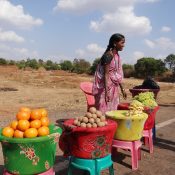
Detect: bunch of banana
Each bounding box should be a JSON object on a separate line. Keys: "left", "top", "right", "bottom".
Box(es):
{"left": 126, "top": 100, "right": 144, "bottom": 116}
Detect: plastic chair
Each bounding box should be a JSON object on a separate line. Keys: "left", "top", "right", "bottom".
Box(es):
{"left": 80, "top": 82, "right": 95, "bottom": 110}
{"left": 112, "top": 139, "right": 142, "bottom": 170}
{"left": 68, "top": 154, "right": 114, "bottom": 175}
{"left": 3, "top": 167, "right": 55, "bottom": 175}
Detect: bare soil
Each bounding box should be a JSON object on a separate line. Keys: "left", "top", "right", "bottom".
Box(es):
{"left": 0, "top": 66, "right": 174, "bottom": 175}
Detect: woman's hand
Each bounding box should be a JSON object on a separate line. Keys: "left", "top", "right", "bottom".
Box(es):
{"left": 105, "top": 92, "right": 110, "bottom": 103}
{"left": 121, "top": 89, "right": 127, "bottom": 100}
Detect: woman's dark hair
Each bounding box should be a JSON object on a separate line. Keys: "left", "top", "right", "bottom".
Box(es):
{"left": 100, "top": 33, "right": 125, "bottom": 65}
{"left": 105, "top": 33, "right": 125, "bottom": 52}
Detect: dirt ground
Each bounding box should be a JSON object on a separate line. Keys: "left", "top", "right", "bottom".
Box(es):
{"left": 0, "top": 66, "right": 175, "bottom": 175}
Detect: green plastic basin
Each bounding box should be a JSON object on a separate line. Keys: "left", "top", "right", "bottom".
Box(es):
{"left": 106, "top": 110, "right": 148, "bottom": 141}
{"left": 0, "top": 124, "right": 62, "bottom": 175}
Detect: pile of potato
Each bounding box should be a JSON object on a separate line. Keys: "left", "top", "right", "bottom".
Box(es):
{"left": 73, "top": 107, "right": 107, "bottom": 128}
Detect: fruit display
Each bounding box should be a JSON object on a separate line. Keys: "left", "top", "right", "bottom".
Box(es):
{"left": 73, "top": 107, "right": 107, "bottom": 128}
{"left": 133, "top": 92, "right": 158, "bottom": 108}
{"left": 126, "top": 100, "right": 144, "bottom": 116}
{"left": 2, "top": 107, "right": 50, "bottom": 138}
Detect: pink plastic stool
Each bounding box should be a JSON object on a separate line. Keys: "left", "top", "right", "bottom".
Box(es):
{"left": 112, "top": 139, "right": 142, "bottom": 170}
{"left": 3, "top": 167, "right": 55, "bottom": 175}
{"left": 80, "top": 82, "right": 95, "bottom": 111}
{"left": 143, "top": 129, "right": 153, "bottom": 153}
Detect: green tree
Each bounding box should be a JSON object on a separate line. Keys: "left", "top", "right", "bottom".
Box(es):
{"left": 60, "top": 60, "right": 73, "bottom": 71}
{"left": 89, "top": 58, "right": 100, "bottom": 75}
{"left": 0, "top": 58, "right": 7, "bottom": 65}
{"left": 16, "top": 60, "right": 26, "bottom": 69}
{"left": 25, "top": 58, "right": 39, "bottom": 69}
{"left": 44, "top": 60, "right": 60, "bottom": 70}
{"left": 164, "top": 54, "right": 175, "bottom": 70}
{"left": 134, "top": 57, "right": 166, "bottom": 78}
{"left": 72, "top": 58, "right": 91, "bottom": 74}
{"left": 122, "top": 64, "right": 135, "bottom": 78}
{"left": 8, "top": 60, "right": 16, "bottom": 65}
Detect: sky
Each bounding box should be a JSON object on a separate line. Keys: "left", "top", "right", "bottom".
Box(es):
{"left": 0, "top": 0, "right": 175, "bottom": 64}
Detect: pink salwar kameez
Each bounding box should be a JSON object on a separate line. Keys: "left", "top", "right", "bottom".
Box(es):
{"left": 92, "top": 53, "right": 123, "bottom": 114}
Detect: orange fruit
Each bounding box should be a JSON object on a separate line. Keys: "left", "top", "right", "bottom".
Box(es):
{"left": 40, "top": 117, "right": 49, "bottom": 126}
{"left": 30, "top": 120, "right": 41, "bottom": 129}
{"left": 16, "top": 111, "right": 30, "bottom": 120}
{"left": 24, "top": 128, "right": 38, "bottom": 138}
{"left": 10, "top": 120, "right": 18, "bottom": 130}
{"left": 30, "top": 109, "right": 42, "bottom": 120}
{"left": 40, "top": 108, "right": 48, "bottom": 118}
{"left": 2, "top": 127, "right": 14, "bottom": 137}
{"left": 19, "top": 107, "right": 31, "bottom": 114}
{"left": 13, "top": 130, "right": 24, "bottom": 138}
{"left": 38, "top": 126, "right": 49, "bottom": 136}
{"left": 17, "top": 120, "right": 30, "bottom": 131}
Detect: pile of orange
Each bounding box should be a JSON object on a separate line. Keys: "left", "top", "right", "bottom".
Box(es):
{"left": 2, "top": 107, "right": 50, "bottom": 138}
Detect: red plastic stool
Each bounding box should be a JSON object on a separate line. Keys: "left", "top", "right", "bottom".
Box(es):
{"left": 3, "top": 167, "right": 55, "bottom": 175}
{"left": 112, "top": 139, "right": 142, "bottom": 170}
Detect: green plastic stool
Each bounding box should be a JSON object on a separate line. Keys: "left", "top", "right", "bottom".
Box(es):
{"left": 68, "top": 154, "right": 114, "bottom": 175}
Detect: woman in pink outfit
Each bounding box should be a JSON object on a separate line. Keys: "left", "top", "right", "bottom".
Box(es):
{"left": 92, "top": 33, "right": 127, "bottom": 114}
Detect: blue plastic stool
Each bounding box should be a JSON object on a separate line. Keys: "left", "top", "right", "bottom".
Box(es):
{"left": 68, "top": 154, "right": 114, "bottom": 175}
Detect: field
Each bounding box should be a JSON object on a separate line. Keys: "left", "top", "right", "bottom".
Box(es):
{"left": 0, "top": 66, "right": 175, "bottom": 175}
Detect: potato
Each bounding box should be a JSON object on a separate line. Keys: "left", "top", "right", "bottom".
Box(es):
{"left": 85, "top": 112, "right": 92, "bottom": 118}
{"left": 97, "top": 122, "right": 105, "bottom": 127}
{"left": 78, "top": 116, "right": 83, "bottom": 122}
{"left": 82, "top": 117, "right": 88, "bottom": 123}
{"left": 97, "top": 122, "right": 103, "bottom": 127}
{"left": 92, "top": 114, "right": 97, "bottom": 119}
{"left": 89, "top": 107, "right": 97, "bottom": 114}
{"left": 80, "top": 122, "right": 86, "bottom": 128}
{"left": 74, "top": 119, "right": 78, "bottom": 125}
{"left": 92, "top": 123, "right": 97, "bottom": 128}
{"left": 96, "top": 110, "right": 102, "bottom": 117}
{"left": 86, "top": 123, "right": 92, "bottom": 128}
{"left": 100, "top": 116, "right": 106, "bottom": 122}
{"left": 95, "top": 118, "right": 101, "bottom": 123}
{"left": 89, "top": 118, "right": 95, "bottom": 124}
{"left": 77, "top": 121, "right": 81, "bottom": 126}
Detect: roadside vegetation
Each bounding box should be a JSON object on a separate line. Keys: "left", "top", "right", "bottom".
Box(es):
{"left": 0, "top": 54, "right": 175, "bottom": 82}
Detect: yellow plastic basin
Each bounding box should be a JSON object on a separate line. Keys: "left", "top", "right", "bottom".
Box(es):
{"left": 106, "top": 110, "right": 148, "bottom": 141}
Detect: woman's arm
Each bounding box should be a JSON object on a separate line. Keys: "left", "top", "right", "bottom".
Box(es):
{"left": 104, "top": 64, "right": 110, "bottom": 103}
{"left": 119, "top": 83, "right": 127, "bottom": 99}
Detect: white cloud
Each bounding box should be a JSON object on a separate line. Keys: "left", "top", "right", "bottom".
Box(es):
{"left": 145, "top": 37, "right": 175, "bottom": 50}
{"left": 75, "top": 43, "right": 105, "bottom": 60}
{"left": 90, "top": 6, "right": 152, "bottom": 35}
{"left": 161, "top": 26, "right": 171, "bottom": 32}
{"left": 75, "top": 49, "right": 86, "bottom": 58}
{"left": 0, "top": 28, "right": 24, "bottom": 43}
{"left": 0, "top": 0, "right": 43, "bottom": 29}
{"left": 54, "top": 0, "right": 154, "bottom": 35}
{"left": 145, "top": 39, "right": 155, "bottom": 49}
{"left": 54, "top": 0, "right": 137, "bottom": 13}
{"left": 0, "top": 43, "right": 38, "bottom": 59}
{"left": 133, "top": 51, "right": 145, "bottom": 60}
{"left": 54, "top": 0, "right": 159, "bottom": 13}
{"left": 86, "top": 43, "right": 105, "bottom": 53}
{"left": 155, "top": 37, "right": 175, "bottom": 50}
